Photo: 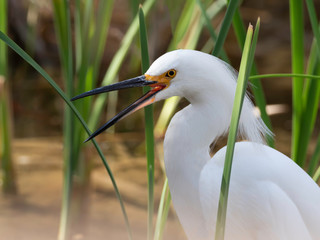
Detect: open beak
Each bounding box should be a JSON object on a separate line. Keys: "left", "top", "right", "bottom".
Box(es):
{"left": 71, "top": 75, "right": 165, "bottom": 142}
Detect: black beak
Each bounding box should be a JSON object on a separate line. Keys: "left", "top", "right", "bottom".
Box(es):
{"left": 71, "top": 75, "right": 162, "bottom": 142}
{"left": 71, "top": 75, "right": 156, "bottom": 101}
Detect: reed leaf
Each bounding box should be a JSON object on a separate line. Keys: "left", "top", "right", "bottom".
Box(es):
{"left": 249, "top": 73, "right": 320, "bottom": 80}
{"left": 212, "top": 0, "right": 239, "bottom": 57}
{"left": 311, "top": 133, "right": 320, "bottom": 181}
{"left": 52, "top": 1, "right": 74, "bottom": 238}
{"left": 0, "top": 30, "right": 132, "bottom": 240}
{"left": 168, "top": 0, "right": 196, "bottom": 50}
{"left": 296, "top": 0, "right": 320, "bottom": 168}
{"left": 88, "top": 0, "right": 156, "bottom": 130}
{"left": 155, "top": 0, "right": 227, "bottom": 136}
{"left": 139, "top": 6, "right": 155, "bottom": 240}
{"left": 299, "top": 42, "right": 320, "bottom": 168}
{"left": 196, "top": 0, "right": 229, "bottom": 62}
{"left": 215, "top": 19, "right": 259, "bottom": 240}
{"left": 154, "top": 179, "right": 171, "bottom": 240}
{"left": 289, "top": 0, "right": 305, "bottom": 164}
{"left": 0, "top": 0, "right": 16, "bottom": 194}
{"left": 306, "top": 50, "right": 320, "bottom": 175}
{"left": 231, "top": 9, "right": 274, "bottom": 147}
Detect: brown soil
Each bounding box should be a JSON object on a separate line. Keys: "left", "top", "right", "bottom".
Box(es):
{"left": 0, "top": 135, "right": 186, "bottom": 240}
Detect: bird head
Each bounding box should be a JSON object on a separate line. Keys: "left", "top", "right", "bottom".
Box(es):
{"left": 71, "top": 49, "right": 268, "bottom": 143}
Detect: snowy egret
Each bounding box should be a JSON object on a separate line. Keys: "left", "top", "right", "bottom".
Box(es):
{"left": 72, "top": 50, "right": 320, "bottom": 240}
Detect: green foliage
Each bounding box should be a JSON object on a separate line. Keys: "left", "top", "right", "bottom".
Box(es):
{"left": 231, "top": 9, "right": 274, "bottom": 147}
{"left": 211, "top": 0, "right": 239, "bottom": 57}
{"left": 2, "top": 1, "right": 320, "bottom": 240}
{"left": 0, "top": 0, "right": 16, "bottom": 194}
{"left": 289, "top": 0, "right": 305, "bottom": 163}
{"left": 0, "top": 11, "right": 133, "bottom": 240}
{"left": 215, "top": 20, "right": 260, "bottom": 240}
{"left": 139, "top": 6, "right": 155, "bottom": 240}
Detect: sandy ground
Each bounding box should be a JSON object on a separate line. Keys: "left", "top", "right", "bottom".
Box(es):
{"left": 0, "top": 135, "right": 186, "bottom": 240}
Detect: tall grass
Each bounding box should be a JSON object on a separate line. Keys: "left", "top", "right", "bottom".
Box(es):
{"left": 1, "top": 1, "right": 320, "bottom": 240}
{"left": 231, "top": 9, "right": 274, "bottom": 147}
{"left": 51, "top": 1, "right": 145, "bottom": 239}
{"left": 0, "top": 29, "right": 132, "bottom": 239}
{"left": 52, "top": 1, "right": 74, "bottom": 239}
{"left": 287, "top": 0, "right": 320, "bottom": 174}
{"left": 0, "top": 0, "right": 16, "bottom": 194}
{"left": 289, "top": 0, "right": 305, "bottom": 164}
{"left": 215, "top": 20, "right": 260, "bottom": 240}
{"left": 139, "top": 6, "right": 155, "bottom": 240}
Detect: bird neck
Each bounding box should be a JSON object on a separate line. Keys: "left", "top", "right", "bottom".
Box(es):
{"left": 163, "top": 101, "right": 229, "bottom": 239}
{"left": 163, "top": 90, "right": 267, "bottom": 238}
{"left": 164, "top": 100, "right": 229, "bottom": 186}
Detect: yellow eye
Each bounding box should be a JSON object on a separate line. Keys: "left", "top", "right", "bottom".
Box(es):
{"left": 166, "top": 69, "right": 176, "bottom": 78}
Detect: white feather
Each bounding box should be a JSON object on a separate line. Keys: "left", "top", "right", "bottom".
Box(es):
{"left": 145, "top": 49, "right": 320, "bottom": 240}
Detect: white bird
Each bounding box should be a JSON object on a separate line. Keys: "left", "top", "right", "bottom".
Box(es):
{"left": 72, "top": 49, "right": 320, "bottom": 240}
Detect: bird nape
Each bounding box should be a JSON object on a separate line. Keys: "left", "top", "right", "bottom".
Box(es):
{"left": 72, "top": 49, "right": 320, "bottom": 240}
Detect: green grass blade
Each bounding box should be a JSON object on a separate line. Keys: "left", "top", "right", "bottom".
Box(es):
{"left": 0, "top": 30, "right": 132, "bottom": 240}
{"left": 249, "top": 73, "right": 320, "bottom": 80}
{"left": 305, "top": 0, "right": 320, "bottom": 54}
{"left": 231, "top": 9, "right": 274, "bottom": 147}
{"left": 196, "top": 0, "right": 229, "bottom": 62}
{"left": 90, "top": 1, "right": 114, "bottom": 83}
{"left": 155, "top": 0, "right": 227, "bottom": 136}
{"left": 168, "top": 0, "right": 196, "bottom": 50}
{"left": 309, "top": 130, "right": 320, "bottom": 176}
{"left": 215, "top": 20, "right": 259, "bottom": 240}
{"left": 130, "top": 0, "right": 139, "bottom": 19}
{"left": 311, "top": 133, "right": 320, "bottom": 180}
{"left": 298, "top": 42, "right": 320, "bottom": 168}
{"left": 212, "top": 0, "right": 239, "bottom": 57}
{"left": 0, "top": 0, "right": 7, "bottom": 76}
{"left": 165, "top": 0, "right": 186, "bottom": 32}
{"left": 52, "top": 1, "right": 74, "bottom": 238}
{"left": 289, "top": 0, "right": 305, "bottom": 164}
{"left": 306, "top": 53, "right": 320, "bottom": 175}
{"left": 139, "top": 6, "right": 155, "bottom": 240}
{"left": 297, "top": 0, "right": 320, "bottom": 168}
{"left": 0, "top": 0, "right": 16, "bottom": 194}
{"left": 154, "top": 178, "right": 171, "bottom": 240}
{"left": 73, "top": 0, "right": 115, "bottom": 165}
{"left": 313, "top": 164, "right": 320, "bottom": 182}
{"left": 89, "top": 0, "right": 156, "bottom": 130}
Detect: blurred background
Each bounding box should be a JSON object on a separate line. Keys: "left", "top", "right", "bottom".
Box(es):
{"left": 0, "top": 0, "right": 320, "bottom": 239}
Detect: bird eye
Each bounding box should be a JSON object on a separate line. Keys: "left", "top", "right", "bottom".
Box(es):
{"left": 166, "top": 69, "right": 176, "bottom": 78}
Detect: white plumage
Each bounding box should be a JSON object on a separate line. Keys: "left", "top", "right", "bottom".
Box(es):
{"left": 73, "top": 49, "right": 320, "bottom": 240}
{"left": 148, "top": 50, "right": 320, "bottom": 240}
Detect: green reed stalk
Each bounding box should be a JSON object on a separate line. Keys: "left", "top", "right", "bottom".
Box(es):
{"left": 215, "top": 20, "right": 259, "bottom": 240}
{"left": 299, "top": 46, "right": 320, "bottom": 168}
{"left": 139, "top": 6, "right": 155, "bottom": 240}
{"left": 196, "top": 0, "right": 229, "bottom": 62}
{"left": 53, "top": 1, "right": 122, "bottom": 239}
{"left": 231, "top": 9, "right": 274, "bottom": 147}
{"left": 155, "top": 0, "right": 227, "bottom": 136}
{"left": 250, "top": 73, "right": 320, "bottom": 80}
{"left": 0, "top": 30, "right": 132, "bottom": 239}
{"left": 306, "top": 52, "right": 320, "bottom": 175}
{"left": 311, "top": 50, "right": 320, "bottom": 180}
{"left": 0, "top": 0, "right": 16, "bottom": 194}
{"left": 154, "top": 179, "right": 171, "bottom": 240}
{"left": 212, "top": 0, "right": 239, "bottom": 57}
{"left": 52, "top": 1, "right": 74, "bottom": 239}
{"left": 295, "top": 0, "right": 320, "bottom": 168}
{"left": 289, "top": 0, "right": 305, "bottom": 164}
{"left": 311, "top": 133, "right": 320, "bottom": 181}
{"left": 89, "top": 0, "right": 156, "bottom": 131}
